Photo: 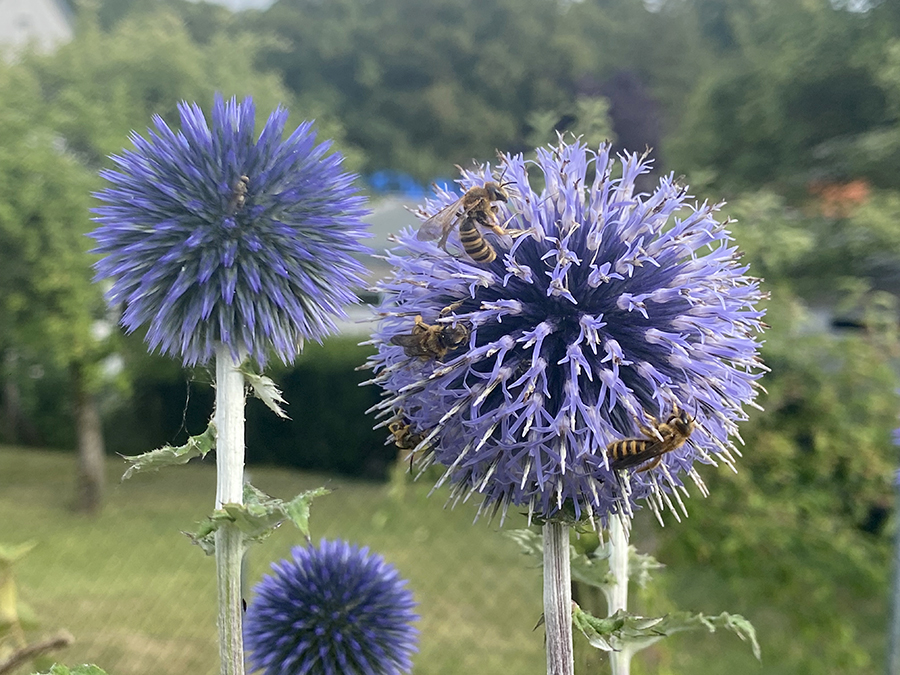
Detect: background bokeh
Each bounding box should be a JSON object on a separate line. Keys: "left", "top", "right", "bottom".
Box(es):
{"left": 1, "top": 0, "right": 899, "bottom": 673}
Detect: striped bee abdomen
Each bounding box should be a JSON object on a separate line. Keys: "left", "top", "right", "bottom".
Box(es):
{"left": 607, "top": 438, "right": 657, "bottom": 469}
{"left": 458, "top": 218, "right": 496, "bottom": 263}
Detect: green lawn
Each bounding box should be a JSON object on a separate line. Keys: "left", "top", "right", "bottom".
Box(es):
{"left": 2, "top": 446, "right": 885, "bottom": 675}
{"left": 1, "top": 446, "right": 544, "bottom": 675}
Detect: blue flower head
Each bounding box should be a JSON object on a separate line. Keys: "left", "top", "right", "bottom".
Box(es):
{"left": 365, "top": 139, "right": 767, "bottom": 526}
{"left": 90, "top": 95, "right": 370, "bottom": 367}
{"left": 245, "top": 540, "right": 419, "bottom": 675}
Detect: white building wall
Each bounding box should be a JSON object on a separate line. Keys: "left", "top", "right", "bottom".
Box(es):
{"left": 0, "top": 0, "right": 73, "bottom": 57}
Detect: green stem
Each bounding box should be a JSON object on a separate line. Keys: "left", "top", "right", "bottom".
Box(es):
{"left": 215, "top": 345, "right": 245, "bottom": 675}
{"left": 608, "top": 514, "right": 631, "bottom": 675}
{"left": 543, "top": 521, "right": 574, "bottom": 675}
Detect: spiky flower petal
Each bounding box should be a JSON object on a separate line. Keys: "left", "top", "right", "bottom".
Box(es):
{"left": 366, "top": 140, "right": 767, "bottom": 525}
{"left": 244, "top": 540, "right": 418, "bottom": 675}
{"left": 90, "top": 94, "right": 369, "bottom": 367}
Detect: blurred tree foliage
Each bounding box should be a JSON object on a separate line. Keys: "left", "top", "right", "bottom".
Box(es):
{"left": 245, "top": 0, "right": 575, "bottom": 179}
{"left": 92, "top": 0, "right": 900, "bottom": 192}
{"left": 27, "top": 9, "right": 356, "bottom": 169}
{"left": 0, "top": 0, "right": 898, "bottom": 667}
{"left": 0, "top": 61, "right": 109, "bottom": 511}
{"left": 655, "top": 294, "right": 898, "bottom": 673}
{"left": 667, "top": 0, "right": 899, "bottom": 191}
{"left": 0, "top": 5, "right": 337, "bottom": 511}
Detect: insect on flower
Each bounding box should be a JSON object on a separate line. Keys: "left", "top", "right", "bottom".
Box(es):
{"left": 416, "top": 180, "right": 527, "bottom": 263}
{"left": 389, "top": 418, "right": 431, "bottom": 470}
{"left": 366, "top": 139, "right": 767, "bottom": 526}
{"left": 228, "top": 174, "right": 250, "bottom": 214}
{"left": 607, "top": 403, "right": 695, "bottom": 473}
{"left": 390, "top": 315, "right": 470, "bottom": 361}
{"left": 90, "top": 94, "right": 370, "bottom": 367}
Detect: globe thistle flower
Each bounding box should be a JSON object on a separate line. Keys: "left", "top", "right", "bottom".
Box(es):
{"left": 90, "top": 94, "right": 369, "bottom": 367}
{"left": 365, "top": 139, "right": 767, "bottom": 526}
{"left": 244, "top": 540, "right": 419, "bottom": 675}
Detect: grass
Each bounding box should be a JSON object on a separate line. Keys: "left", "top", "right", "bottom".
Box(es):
{"left": 2, "top": 446, "right": 887, "bottom": 675}
{"left": 0, "top": 446, "right": 544, "bottom": 675}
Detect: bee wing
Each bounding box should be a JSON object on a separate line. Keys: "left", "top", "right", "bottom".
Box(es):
{"left": 417, "top": 197, "right": 465, "bottom": 241}
{"left": 389, "top": 334, "right": 430, "bottom": 357}
{"left": 390, "top": 334, "right": 421, "bottom": 348}
{"left": 609, "top": 439, "right": 665, "bottom": 470}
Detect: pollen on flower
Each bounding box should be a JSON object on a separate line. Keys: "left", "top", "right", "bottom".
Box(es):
{"left": 365, "top": 139, "right": 767, "bottom": 527}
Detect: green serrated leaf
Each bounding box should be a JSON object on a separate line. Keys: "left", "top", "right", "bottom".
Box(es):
{"left": 506, "top": 529, "right": 544, "bottom": 558}
{"left": 185, "top": 483, "right": 329, "bottom": 554}
{"left": 121, "top": 423, "right": 216, "bottom": 480}
{"left": 573, "top": 605, "right": 761, "bottom": 660}
{"left": 240, "top": 368, "right": 289, "bottom": 419}
{"left": 284, "top": 487, "right": 329, "bottom": 538}
{"left": 183, "top": 510, "right": 229, "bottom": 555}
{"left": 573, "top": 606, "right": 666, "bottom": 653}
{"left": 650, "top": 611, "right": 762, "bottom": 660}
{"left": 570, "top": 543, "right": 613, "bottom": 591}
{"left": 506, "top": 528, "right": 617, "bottom": 591}
{"left": 573, "top": 605, "right": 627, "bottom": 651}
{"left": 627, "top": 548, "right": 664, "bottom": 589}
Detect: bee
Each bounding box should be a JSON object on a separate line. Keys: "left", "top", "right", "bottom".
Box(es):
{"left": 389, "top": 419, "right": 425, "bottom": 450}
{"left": 389, "top": 419, "right": 428, "bottom": 470}
{"left": 390, "top": 315, "right": 469, "bottom": 360}
{"left": 417, "top": 181, "right": 517, "bottom": 264}
{"left": 228, "top": 174, "right": 250, "bottom": 214}
{"left": 606, "top": 403, "right": 695, "bottom": 472}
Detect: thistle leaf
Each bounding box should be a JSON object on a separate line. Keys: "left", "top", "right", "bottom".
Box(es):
{"left": 650, "top": 611, "right": 762, "bottom": 660}
{"left": 121, "top": 422, "right": 216, "bottom": 480}
{"left": 186, "top": 483, "right": 329, "bottom": 554}
{"left": 572, "top": 605, "right": 761, "bottom": 659}
{"left": 506, "top": 528, "right": 543, "bottom": 558}
{"left": 241, "top": 368, "right": 289, "bottom": 419}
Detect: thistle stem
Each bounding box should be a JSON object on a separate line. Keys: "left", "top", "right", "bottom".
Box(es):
{"left": 608, "top": 513, "right": 631, "bottom": 675}
{"left": 543, "top": 521, "right": 574, "bottom": 675}
{"left": 215, "top": 344, "right": 246, "bottom": 675}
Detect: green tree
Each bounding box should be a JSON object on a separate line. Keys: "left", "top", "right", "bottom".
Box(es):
{"left": 251, "top": 0, "right": 574, "bottom": 178}
{"left": 657, "top": 300, "right": 896, "bottom": 673}
{"left": 0, "top": 7, "right": 338, "bottom": 513}
{"left": 667, "top": 0, "right": 894, "bottom": 190}
{"left": 0, "top": 63, "right": 105, "bottom": 512}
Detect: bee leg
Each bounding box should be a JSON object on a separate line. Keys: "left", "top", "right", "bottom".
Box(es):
{"left": 637, "top": 456, "right": 663, "bottom": 473}
{"left": 439, "top": 300, "right": 464, "bottom": 317}
{"left": 635, "top": 415, "right": 664, "bottom": 442}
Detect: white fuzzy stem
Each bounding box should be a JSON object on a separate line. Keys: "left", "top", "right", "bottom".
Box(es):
{"left": 215, "top": 344, "right": 245, "bottom": 675}
{"left": 608, "top": 514, "right": 631, "bottom": 675}
{"left": 543, "top": 521, "right": 574, "bottom": 675}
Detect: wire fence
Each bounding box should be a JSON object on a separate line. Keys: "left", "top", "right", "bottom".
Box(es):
{"left": 4, "top": 448, "right": 546, "bottom": 675}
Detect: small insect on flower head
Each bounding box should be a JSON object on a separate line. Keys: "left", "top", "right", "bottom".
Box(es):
{"left": 244, "top": 540, "right": 419, "bottom": 675}
{"left": 364, "top": 139, "right": 767, "bottom": 527}
{"left": 90, "top": 94, "right": 370, "bottom": 367}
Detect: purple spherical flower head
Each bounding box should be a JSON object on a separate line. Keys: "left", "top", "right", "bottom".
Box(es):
{"left": 90, "top": 94, "right": 370, "bottom": 367}
{"left": 365, "top": 139, "right": 767, "bottom": 526}
{"left": 245, "top": 540, "right": 419, "bottom": 675}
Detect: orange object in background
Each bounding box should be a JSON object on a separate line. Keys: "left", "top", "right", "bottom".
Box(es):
{"left": 808, "top": 179, "right": 871, "bottom": 218}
